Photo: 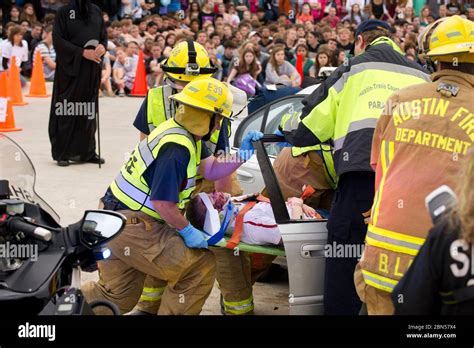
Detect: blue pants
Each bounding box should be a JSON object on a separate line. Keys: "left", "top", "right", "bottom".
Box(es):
{"left": 324, "top": 172, "right": 375, "bottom": 315}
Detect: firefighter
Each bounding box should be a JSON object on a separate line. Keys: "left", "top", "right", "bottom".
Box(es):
{"left": 279, "top": 20, "right": 430, "bottom": 315}
{"left": 273, "top": 111, "right": 337, "bottom": 212}
{"left": 130, "top": 40, "right": 255, "bottom": 315}
{"left": 355, "top": 15, "right": 473, "bottom": 315}
{"left": 392, "top": 149, "right": 474, "bottom": 315}
{"left": 82, "top": 77, "right": 263, "bottom": 314}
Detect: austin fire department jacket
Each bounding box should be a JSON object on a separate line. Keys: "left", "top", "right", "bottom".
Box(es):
{"left": 360, "top": 69, "right": 474, "bottom": 293}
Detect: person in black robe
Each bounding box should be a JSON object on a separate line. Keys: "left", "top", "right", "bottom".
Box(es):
{"left": 48, "top": 0, "right": 107, "bottom": 167}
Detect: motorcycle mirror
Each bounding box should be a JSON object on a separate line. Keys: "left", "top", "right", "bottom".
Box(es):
{"left": 79, "top": 210, "right": 126, "bottom": 249}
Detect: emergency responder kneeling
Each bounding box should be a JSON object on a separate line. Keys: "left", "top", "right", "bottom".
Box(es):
{"left": 130, "top": 39, "right": 255, "bottom": 316}
{"left": 355, "top": 15, "right": 474, "bottom": 315}
{"left": 82, "top": 77, "right": 263, "bottom": 315}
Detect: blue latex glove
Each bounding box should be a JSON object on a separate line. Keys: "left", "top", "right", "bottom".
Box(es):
{"left": 178, "top": 223, "right": 208, "bottom": 249}
{"left": 274, "top": 129, "right": 292, "bottom": 148}
{"left": 239, "top": 130, "right": 264, "bottom": 161}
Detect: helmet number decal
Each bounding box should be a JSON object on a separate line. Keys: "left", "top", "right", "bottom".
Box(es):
{"left": 207, "top": 83, "right": 222, "bottom": 96}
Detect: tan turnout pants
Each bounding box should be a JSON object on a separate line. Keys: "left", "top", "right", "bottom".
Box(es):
{"left": 133, "top": 173, "right": 255, "bottom": 315}
{"left": 82, "top": 210, "right": 216, "bottom": 315}
{"left": 354, "top": 264, "right": 395, "bottom": 315}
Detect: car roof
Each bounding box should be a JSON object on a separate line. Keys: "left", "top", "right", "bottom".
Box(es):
{"left": 297, "top": 84, "right": 320, "bottom": 95}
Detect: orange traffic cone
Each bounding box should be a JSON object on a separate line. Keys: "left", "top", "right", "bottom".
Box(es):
{"left": 26, "top": 50, "right": 49, "bottom": 97}
{"left": 0, "top": 72, "right": 8, "bottom": 98}
{"left": 8, "top": 57, "right": 28, "bottom": 106}
{"left": 0, "top": 98, "right": 22, "bottom": 132}
{"left": 130, "top": 50, "right": 148, "bottom": 97}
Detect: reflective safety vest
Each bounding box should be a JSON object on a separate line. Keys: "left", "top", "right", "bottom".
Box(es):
{"left": 282, "top": 111, "right": 338, "bottom": 188}
{"left": 110, "top": 118, "right": 201, "bottom": 220}
{"left": 146, "top": 85, "right": 175, "bottom": 132}
{"left": 146, "top": 85, "right": 229, "bottom": 154}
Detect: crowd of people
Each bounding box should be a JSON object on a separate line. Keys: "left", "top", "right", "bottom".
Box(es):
{"left": 1, "top": 0, "right": 472, "bottom": 96}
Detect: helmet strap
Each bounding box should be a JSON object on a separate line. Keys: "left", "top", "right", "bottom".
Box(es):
{"left": 202, "top": 114, "right": 217, "bottom": 142}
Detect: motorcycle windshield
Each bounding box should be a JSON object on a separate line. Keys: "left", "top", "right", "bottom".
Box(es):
{"left": 0, "top": 135, "right": 60, "bottom": 223}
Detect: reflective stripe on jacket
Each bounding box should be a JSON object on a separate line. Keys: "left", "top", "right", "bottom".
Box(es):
{"left": 110, "top": 118, "right": 201, "bottom": 219}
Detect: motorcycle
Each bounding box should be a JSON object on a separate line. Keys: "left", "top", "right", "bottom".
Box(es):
{"left": 0, "top": 134, "right": 125, "bottom": 315}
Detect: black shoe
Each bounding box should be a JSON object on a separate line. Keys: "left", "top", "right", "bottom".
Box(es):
{"left": 57, "top": 160, "right": 69, "bottom": 167}
{"left": 86, "top": 154, "right": 105, "bottom": 164}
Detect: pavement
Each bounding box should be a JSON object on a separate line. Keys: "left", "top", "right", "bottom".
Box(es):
{"left": 4, "top": 83, "right": 289, "bottom": 315}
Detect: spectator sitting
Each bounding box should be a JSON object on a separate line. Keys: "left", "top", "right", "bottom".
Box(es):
{"left": 144, "top": 21, "right": 158, "bottom": 40}
{"left": 154, "top": 34, "right": 165, "bottom": 50}
{"left": 226, "top": 48, "right": 262, "bottom": 95}
{"left": 259, "top": 26, "right": 273, "bottom": 52}
{"left": 330, "top": 48, "right": 346, "bottom": 67}
{"left": 196, "top": 30, "right": 208, "bottom": 46}
{"left": 113, "top": 46, "right": 137, "bottom": 96}
{"left": 145, "top": 42, "right": 164, "bottom": 88}
{"left": 297, "top": 3, "right": 314, "bottom": 24}
{"left": 337, "top": 28, "right": 353, "bottom": 56}
{"left": 419, "top": 6, "right": 431, "bottom": 27}
{"left": 446, "top": 0, "right": 462, "bottom": 16}
{"left": 309, "top": 49, "right": 332, "bottom": 78}
{"left": 119, "top": 0, "right": 143, "bottom": 20}
{"left": 326, "top": 38, "right": 338, "bottom": 52}
{"left": 8, "top": 6, "right": 22, "bottom": 24}
{"left": 319, "top": 25, "right": 335, "bottom": 45}
{"left": 128, "top": 25, "right": 144, "bottom": 46}
{"left": 210, "top": 33, "right": 221, "bottom": 50}
{"left": 342, "top": 4, "right": 363, "bottom": 26}
{"left": 322, "top": 7, "right": 341, "bottom": 29}
{"left": 164, "top": 32, "right": 176, "bottom": 50}
{"left": 187, "top": 1, "right": 201, "bottom": 21}
{"left": 33, "top": 24, "right": 56, "bottom": 81}
{"left": 24, "top": 21, "right": 43, "bottom": 52}
{"left": 42, "top": 0, "right": 61, "bottom": 15}
{"left": 265, "top": 44, "right": 301, "bottom": 87}
{"left": 218, "top": 39, "right": 238, "bottom": 79}
{"left": 1, "top": 25, "right": 29, "bottom": 87}
{"left": 226, "top": 4, "right": 241, "bottom": 28}
{"left": 20, "top": 3, "right": 38, "bottom": 24}
{"left": 126, "top": 40, "right": 140, "bottom": 59}
{"left": 199, "top": 0, "right": 215, "bottom": 28}
{"left": 291, "top": 44, "right": 314, "bottom": 77}
{"left": 142, "top": 38, "right": 154, "bottom": 59}
{"left": 437, "top": 5, "right": 448, "bottom": 18}
{"left": 284, "top": 27, "right": 297, "bottom": 60}
{"left": 306, "top": 31, "right": 320, "bottom": 58}
{"left": 100, "top": 53, "right": 115, "bottom": 97}
{"left": 109, "top": 21, "right": 125, "bottom": 46}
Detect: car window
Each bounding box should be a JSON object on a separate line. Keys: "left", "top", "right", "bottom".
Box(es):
{"left": 235, "top": 109, "right": 264, "bottom": 145}
{"left": 234, "top": 96, "right": 305, "bottom": 156}
{"left": 264, "top": 97, "right": 305, "bottom": 156}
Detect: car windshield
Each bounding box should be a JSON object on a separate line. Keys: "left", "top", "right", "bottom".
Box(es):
{"left": 0, "top": 135, "right": 60, "bottom": 223}
{"left": 235, "top": 96, "right": 305, "bottom": 156}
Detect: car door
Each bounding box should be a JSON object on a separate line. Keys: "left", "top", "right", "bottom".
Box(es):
{"left": 253, "top": 138, "right": 328, "bottom": 315}
{"left": 232, "top": 95, "right": 306, "bottom": 194}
